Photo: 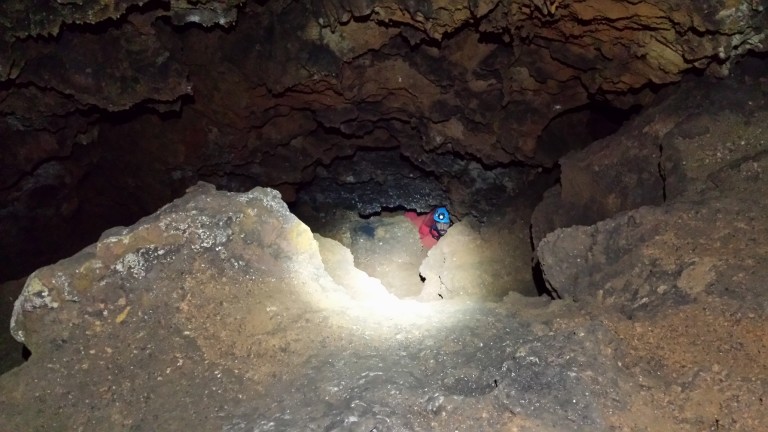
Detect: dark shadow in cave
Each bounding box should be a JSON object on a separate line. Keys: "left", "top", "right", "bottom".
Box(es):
{"left": 51, "top": 0, "right": 171, "bottom": 38}
{"left": 532, "top": 260, "right": 559, "bottom": 300}
{"left": 526, "top": 98, "right": 664, "bottom": 300}
{"left": 735, "top": 51, "right": 768, "bottom": 76}
{"left": 357, "top": 204, "right": 416, "bottom": 219}
{"left": 535, "top": 101, "right": 643, "bottom": 166}
{"left": 21, "top": 345, "right": 31, "bottom": 362}
{"left": 0, "top": 98, "right": 194, "bottom": 284}
{"left": 292, "top": 147, "right": 449, "bottom": 219}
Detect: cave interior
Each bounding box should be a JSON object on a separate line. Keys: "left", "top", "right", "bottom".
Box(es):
{"left": 1, "top": 0, "right": 768, "bottom": 430}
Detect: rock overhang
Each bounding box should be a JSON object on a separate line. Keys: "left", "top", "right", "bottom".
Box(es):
{"left": 1, "top": 0, "right": 768, "bottom": 279}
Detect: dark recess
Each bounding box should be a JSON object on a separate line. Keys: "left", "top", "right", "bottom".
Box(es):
{"left": 535, "top": 101, "right": 642, "bottom": 166}
{"left": 21, "top": 345, "right": 31, "bottom": 361}
{"left": 0, "top": 103, "right": 191, "bottom": 283}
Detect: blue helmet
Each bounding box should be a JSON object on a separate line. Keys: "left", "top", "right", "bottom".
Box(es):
{"left": 433, "top": 207, "right": 450, "bottom": 224}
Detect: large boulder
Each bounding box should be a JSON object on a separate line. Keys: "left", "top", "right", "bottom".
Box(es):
{"left": 419, "top": 216, "right": 536, "bottom": 301}
{"left": 532, "top": 61, "right": 768, "bottom": 246}
{"left": 537, "top": 176, "right": 768, "bottom": 432}
{"left": 536, "top": 67, "right": 768, "bottom": 431}
{"left": 1, "top": 183, "right": 361, "bottom": 430}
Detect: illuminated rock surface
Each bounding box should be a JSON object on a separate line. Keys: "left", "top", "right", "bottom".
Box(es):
{"left": 0, "top": 183, "right": 605, "bottom": 431}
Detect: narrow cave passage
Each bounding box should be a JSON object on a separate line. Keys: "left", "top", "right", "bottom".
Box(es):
{"left": 287, "top": 99, "right": 640, "bottom": 303}
{"left": 0, "top": 97, "right": 643, "bottom": 308}
{"left": 288, "top": 144, "right": 551, "bottom": 302}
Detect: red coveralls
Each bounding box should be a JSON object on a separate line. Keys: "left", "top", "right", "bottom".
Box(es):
{"left": 405, "top": 209, "right": 440, "bottom": 249}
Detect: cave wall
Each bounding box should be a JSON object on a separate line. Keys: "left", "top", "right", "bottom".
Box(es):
{"left": 1, "top": 0, "right": 767, "bottom": 280}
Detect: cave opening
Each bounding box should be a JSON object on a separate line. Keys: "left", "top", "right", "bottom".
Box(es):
{"left": 535, "top": 101, "right": 643, "bottom": 166}
{"left": 282, "top": 96, "right": 648, "bottom": 302}
{"left": 290, "top": 143, "right": 569, "bottom": 301}
{"left": 0, "top": 95, "right": 642, "bottom": 302}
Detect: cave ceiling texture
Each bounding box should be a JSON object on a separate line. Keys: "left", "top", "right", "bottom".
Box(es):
{"left": 0, "top": 0, "right": 765, "bottom": 280}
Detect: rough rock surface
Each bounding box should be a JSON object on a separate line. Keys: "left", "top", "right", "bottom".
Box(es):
{"left": 2, "top": 2, "right": 768, "bottom": 430}
{"left": 296, "top": 147, "right": 537, "bottom": 221}
{"left": 536, "top": 62, "right": 768, "bottom": 431}
{"left": 532, "top": 60, "right": 768, "bottom": 246}
{"left": 297, "top": 149, "right": 450, "bottom": 215}
{"left": 419, "top": 215, "right": 536, "bottom": 300}
{"left": 0, "top": 183, "right": 622, "bottom": 431}
{"left": 3, "top": 0, "right": 768, "bottom": 279}
{"left": 3, "top": 138, "right": 768, "bottom": 430}
{"left": 537, "top": 187, "right": 768, "bottom": 431}
{"left": 0, "top": 0, "right": 244, "bottom": 280}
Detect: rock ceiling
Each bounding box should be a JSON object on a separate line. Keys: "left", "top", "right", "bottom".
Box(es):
{"left": 0, "top": 0, "right": 766, "bottom": 278}
{"left": 2, "top": 0, "right": 766, "bottom": 171}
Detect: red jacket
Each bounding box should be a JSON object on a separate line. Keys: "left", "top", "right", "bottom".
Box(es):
{"left": 405, "top": 209, "right": 440, "bottom": 249}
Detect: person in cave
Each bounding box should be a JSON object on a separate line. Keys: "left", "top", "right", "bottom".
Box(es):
{"left": 427, "top": 206, "right": 451, "bottom": 240}
{"left": 405, "top": 206, "right": 452, "bottom": 249}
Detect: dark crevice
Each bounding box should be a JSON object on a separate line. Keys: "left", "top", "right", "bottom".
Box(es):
{"left": 536, "top": 101, "right": 642, "bottom": 166}
{"left": 476, "top": 29, "right": 510, "bottom": 45}
{"left": 357, "top": 205, "right": 416, "bottom": 219}
{"left": 529, "top": 221, "right": 559, "bottom": 300}
{"left": 659, "top": 142, "right": 667, "bottom": 202}
{"left": 532, "top": 260, "right": 559, "bottom": 300}
{"left": 528, "top": 219, "right": 560, "bottom": 300}
{"left": 21, "top": 345, "right": 31, "bottom": 361}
